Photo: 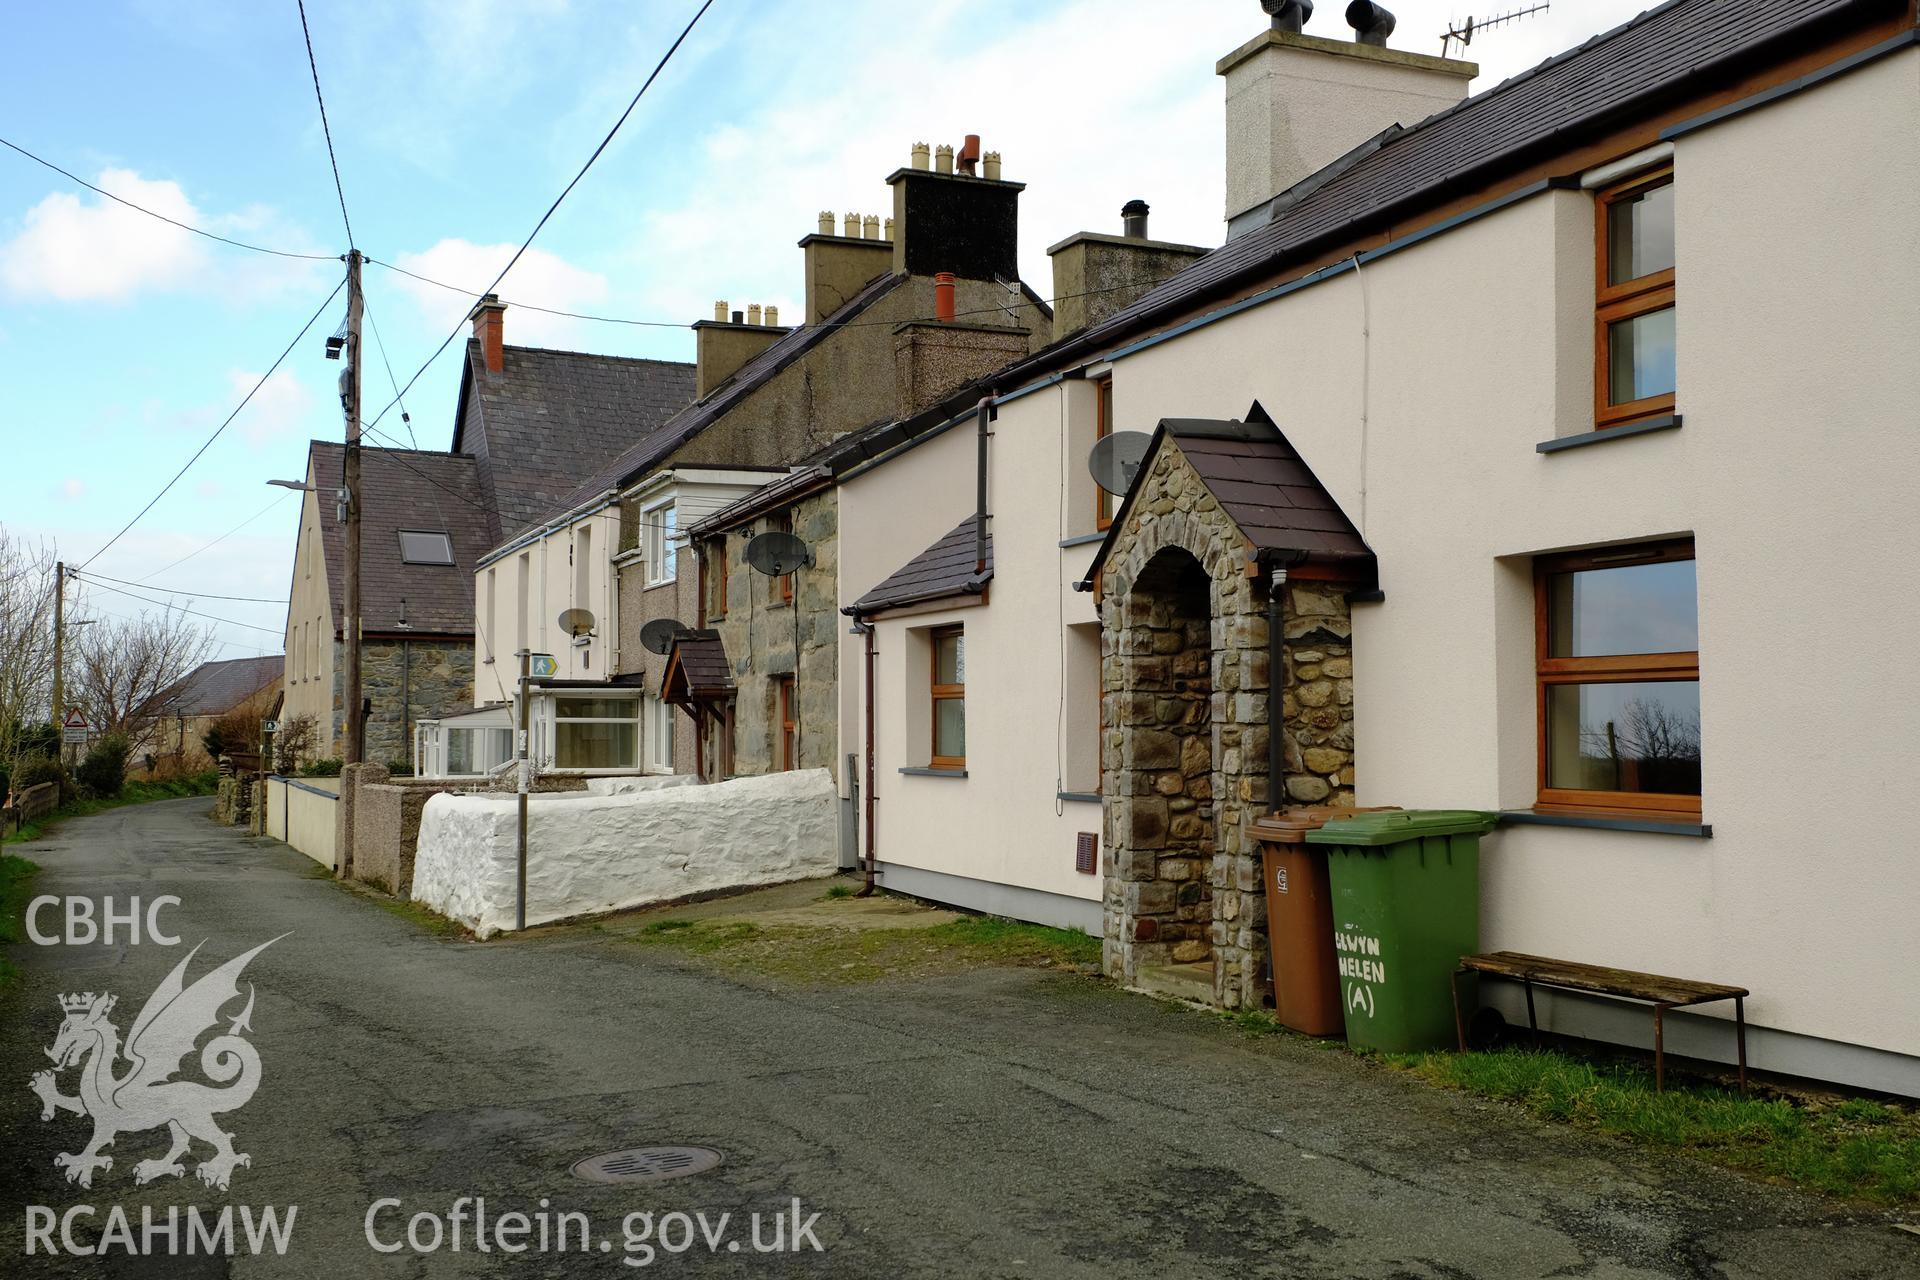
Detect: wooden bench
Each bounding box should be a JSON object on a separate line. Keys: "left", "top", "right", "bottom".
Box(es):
{"left": 1451, "top": 951, "right": 1748, "bottom": 1092}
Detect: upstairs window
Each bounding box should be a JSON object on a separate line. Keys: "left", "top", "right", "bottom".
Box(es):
{"left": 930, "top": 626, "right": 966, "bottom": 769}
{"left": 1094, "top": 376, "right": 1116, "bottom": 530}
{"left": 1595, "top": 168, "right": 1675, "bottom": 428}
{"left": 642, "top": 501, "right": 677, "bottom": 588}
{"left": 1535, "top": 539, "right": 1699, "bottom": 815}
{"left": 398, "top": 529, "right": 454, "bottom": 565}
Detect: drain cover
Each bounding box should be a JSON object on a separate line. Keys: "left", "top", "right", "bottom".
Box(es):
{"left": 572, "top": 1146, "right": 724, "bottom": 1185}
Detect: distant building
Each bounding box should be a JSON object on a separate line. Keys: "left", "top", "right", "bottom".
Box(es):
{"left": 129, "top": 655, "right": 282, "bottom": 774}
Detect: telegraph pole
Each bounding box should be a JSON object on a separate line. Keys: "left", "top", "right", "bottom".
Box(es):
{"left": 51, "top": 560, "right": 65, "bottom": 743}
{"left": 342, "top": 249, "right": 364, "bottom": 765}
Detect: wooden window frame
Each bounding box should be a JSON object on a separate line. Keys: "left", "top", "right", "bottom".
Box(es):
{"left": 929, "top": 625, "right": 965, "bottom": 769}
{"left": 1594, "top": 166, "right": 1676, "bottom": 429}
{"left": 776, "top": 674, "right": 796, "bottom": 771}
{"left": 1534, "top": 538, "right": 1700, "bottom": 817}
{"left": 706, "top": 540, "right": 728, "bottom": 623}
{"left": 1094, "top": 376, "right": 1115, "bottom": 531}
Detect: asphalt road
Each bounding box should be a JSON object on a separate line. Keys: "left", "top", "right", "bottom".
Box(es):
{"left": 0, "top": 798, "right": 1911, "bottom": 1278}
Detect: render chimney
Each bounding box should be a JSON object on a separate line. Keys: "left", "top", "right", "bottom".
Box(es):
{"left": 469, "top": 294, "right": 506, "bottom": 375}
{"left": 693, "top": 305, "right": 789, "bottom": 399}
{"left": 799, "top": 213, "right": 892, "bottom": 323}
{"left": 1218, "top": 4, "right": 1474, "bottom": 237}
{"left": 956, "top": 134, "right": 981, "bottom": 177}
{"left": 1048, "top": 210, "right": 1208, "bottom": 341}
{"left": 1121, "top": 199, "right": 1150, "bottom": 239}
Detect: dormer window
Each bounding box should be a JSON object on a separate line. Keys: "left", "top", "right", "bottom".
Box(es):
{"left": 398, "top": 529, "right": 454, "bottom": 565}
{"left": 1595, "top": 167, "right": 1675, "bottom": 428}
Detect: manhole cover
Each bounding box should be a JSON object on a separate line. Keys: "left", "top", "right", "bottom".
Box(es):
{"left": 572, "top": 1146, "right": 724, "bottom": 1185}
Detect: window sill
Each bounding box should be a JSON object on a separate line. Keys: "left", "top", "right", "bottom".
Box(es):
{"left": 1500, "top": 809, "right": 1711, "bottom": 837}
{"left": 899, "top": 766, "right": 967, "bottom": 779}
{"left": 1537, "top": 414, "right": 1681, "bottom": 454}
{"left": 1057, "top": 790, "right": 1101, "bottom": 804}
{"left": 1058, "top": 533, "right": 1104, "bottom": 549}
{"left": 642, "top": 579, "right": 675, "bottom": 592}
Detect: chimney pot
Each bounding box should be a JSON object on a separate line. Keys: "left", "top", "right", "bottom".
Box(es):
{"left": 732, "top": 310, "right": 744, "bottom": 324}
{"left": 911, "top": 141, "right": 931, "bottom": 170}
{"left": 747, "top": 303, "right": 762, "bottom": 325}
{"left": 1265, "top": 0, "right": 1313, "bottom": 33}
{"left": 1345, "top": 0, "right": 1396, "bottom": 46}
{"left": 469, "top": 293, "right": 506, "bottom": 374}
{"left": 934, "top": 144, "right": 954, "bottom": 175}
{"left": 862, "top": 214, "right": 881, "bottom": 240}
{"left": 817, "top": 210, "right": 835, "bottom": 235}
{"left": 844, "top": 211, "right": 861, "bottom": 237}
{"left": 764, "top": 305, "right": 778, "bottom": 326}
{"left": 982, "top": 150, "right": 1002, "bottom": 181}
{"left": 884, "top": 217, "right": 895, "bottom": 240}
{"left": 934, "top": 271, "right": 956, "bottom": 323}
{"left": 956, "top": 134, "right": 981, "bottom": 177}
{"left": 1121, "top": 199, "right": 1150, "bottom": 239}
{"left": 713, "top": 300, "right": 728, "bottom": 322}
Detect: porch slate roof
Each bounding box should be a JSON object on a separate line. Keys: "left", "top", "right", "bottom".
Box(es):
{"left": 1078, "top": 404, "right": 1373, "bottom": 589}
{"left": 847, "top": 514, "right": 992, "bottom": 616}
{"left": 661, "top": 630, "right": 733, "bottom": 704}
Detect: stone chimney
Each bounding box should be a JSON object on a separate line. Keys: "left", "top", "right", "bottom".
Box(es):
{"left": 1048, "top": 200, "right": 1209, "bottom": 341}
{"left": 1217, "top": 11, "right": 1474, "bottom": 237}
{"left": 799, "top": 215, "right": 894, "bottom": 325}
{"left": 887, "top": 137, "right": 1022, "bottom": 282}
{"left": 692, "top": 304, "right": 789, "bottom": 399}
{"left": 469, "top": 294, "right": 506, "bottom": 374}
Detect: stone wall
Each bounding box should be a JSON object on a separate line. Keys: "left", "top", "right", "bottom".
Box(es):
{"left": 707, "top": 489, "right": 840, "bottom": 778}
{"left": 361, "top": 638, "right": 474, "bottom": 770}
{"left": 1098, "top": 437, "right": 1356, "bottom": 1009}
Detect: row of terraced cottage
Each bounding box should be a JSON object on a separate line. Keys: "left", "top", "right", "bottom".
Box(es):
{"left": 276, "top": 0, "right": 1920, "bottom": 1096}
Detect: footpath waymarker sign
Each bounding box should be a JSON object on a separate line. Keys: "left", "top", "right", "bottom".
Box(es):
{"left": 529, "top": 653, "right": 558, "bottom": 679}
{"left": 61, "top": 707, "right": 89, "bottom": 745}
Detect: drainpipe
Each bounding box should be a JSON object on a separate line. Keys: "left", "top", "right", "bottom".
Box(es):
{"left": 975, "top": 394, "right": 994, "bottom": 574}
{"left": 848, "top": 612, "right": 878, "bottom": 896}
{"left": 1265, "top": 551, "right": 1308, "bottom": 815}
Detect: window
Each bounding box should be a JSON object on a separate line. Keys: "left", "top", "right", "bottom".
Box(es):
{"left": 398, "top": 529, "right": 455, "bottom": 565}
{"left": 552, "top": 695, "right": 639, "bottom": 770}
{"left": 1595, "top": 168, "right": 1675, "bottom": 428}
{"left": 484, "top": 568, "right": 496, "bottom": 663}
{"left": 515, "top": 553, "right": 530, "bottom": 654}
{"left": 573, "top": 524, "right": 592, "bottom": 613}
{"left": 1535, "top": 540, "right": 1699, "bottom": 814}
{"left": 446, "top": 726, "right": 511, "bottom": 776}
{"left": 775, "top": 674, "right": 796, "bottom": 770}
{"left": 768, "top": 513, "right": 793, "bottom": 605}
{"left": 1094, "top": 376, "right": 1116, "bottom": 530}
{"left": 645, "top": 695, "right": 675, "bottom": 772}
{"left": 643, "top": 502, "right": 677, "bottom": 587}
{"left": 706, "top": 541, "right": 728, "bottom": 622}
{"left": 930, "top": 626, "right": 965, "bottom": 768}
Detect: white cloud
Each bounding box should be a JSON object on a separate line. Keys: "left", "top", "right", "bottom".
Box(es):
{"left": 0, "top": 170, "right": 209, "bottom": 302}
{"left": 232, "top": 369, "right": 317, "bottom": 451}
{"left": 385, "top": 238, "right": 611, "bottom": 352}
{"left": 61, "top": 478, "right": 86, "bottom": 501}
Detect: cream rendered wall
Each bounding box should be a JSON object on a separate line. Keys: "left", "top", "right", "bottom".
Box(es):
{"left": 471, "top": 504, "right": 622, "bottom": 707}
{"left": 1109, "top": 52, "right": 1920, "bottom": 1066}
{"left": 839, "top": 380, "right": 1105, "bottom": 918}
{"left": 281, "top": 471, "right": 337, "bottom": 755}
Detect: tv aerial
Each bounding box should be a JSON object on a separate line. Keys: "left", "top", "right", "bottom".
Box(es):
{"left": 640, "top": 618, "right": 691, "bottom": 655}
{"left": 1088, "top": 431, "right": 1153, "bottom": 498}
{"left": 744, "top": 530, "right": 814, "bottom": 577}
{"left": 557, "top": 607, "right": 596, "bottom": 639}
{"left": 1439, "top": 3, "right": 1548, "bottom": 57}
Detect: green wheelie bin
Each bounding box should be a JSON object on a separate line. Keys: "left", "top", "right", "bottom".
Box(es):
{"left": 1305, "top": 810, "right": 1497, "bottom": 1052}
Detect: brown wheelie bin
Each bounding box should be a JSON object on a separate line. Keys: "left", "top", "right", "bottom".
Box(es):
{"left": 1250, "top": 807, "right": 1397, "bottom": 1036}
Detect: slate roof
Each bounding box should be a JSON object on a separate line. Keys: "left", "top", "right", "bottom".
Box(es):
{"left": 660, "top": 630, "right": 733, "bottom": 704}
{"left": 136, "top": 656, "right": 281, "bottom": 720}
{"left": 538, "top": 272, "right": 908, "bottom": 524}
{"left": 849, "top": 515, "right": 993, "bottom": 616}
{"left": 455, "top": 342, "right": 695, "bottom": 542}
{"left": 1079, "top": 404, "right": 1373, "bottom": 588}
{"left": 308, "top": 443, "right": 493, "bottom": 635}
{"left": 998, "top": 0, "right": 1892, "bottom": 381}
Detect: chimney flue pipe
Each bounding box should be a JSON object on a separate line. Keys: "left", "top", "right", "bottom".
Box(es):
{"left": 1121, "top": 199, "right": 1150, "bottom": 239}
{"left": 934, "top": 271, "right": 956, "bottom": 323}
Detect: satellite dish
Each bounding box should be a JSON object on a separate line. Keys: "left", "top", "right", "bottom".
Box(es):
{"left": 1089, "top": 430, "right": 1152, "bottom": 497}
{"left": 557, "top": 607, "right": 596, "bottom": 638}
{"left": 640, "top": 618, "right": 689, "bottom": 655}
{"left": 744, "top": 530, "right": 813, "bottom": 576}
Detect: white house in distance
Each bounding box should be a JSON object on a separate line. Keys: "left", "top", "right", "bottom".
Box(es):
{"left": 834, "top": 0, "right": 1920, "bottom": 1095}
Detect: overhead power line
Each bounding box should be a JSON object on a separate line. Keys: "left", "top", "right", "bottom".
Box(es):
{"left": 78, "top": 273, "right": 347, "bottom": 571}
{"left": 366, "top": 0, "right": 717, "bottom": 432}
{"left": 297, "top": 0, "right": 356, "bottom": 248}
{"left": 0, "top": 134, "right": 339, "bottom": 262}
{"left": 73, "top": 577, "right": 286, "bottom": 636}
{"left": 136, "top": 493, "right": 292, "bottom": 584}
{"left": 74, "top": 569, "right": 287, "bottom": 605}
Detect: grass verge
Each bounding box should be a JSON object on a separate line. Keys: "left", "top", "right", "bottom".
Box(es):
{"left": 632, "top": 912, "right": 1101, "bottom": 986}
{"left": 4, "top": 773, "right": 221, "bottom": 846}
{"left": 1215, "top": 1004, "right": 1918, "bottom": 1206}
{"left": 0, "top": 853, "right": 41, "bottom": 999}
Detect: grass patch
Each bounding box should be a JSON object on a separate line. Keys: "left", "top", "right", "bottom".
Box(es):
{"left": 1387, "top": 1046, "right": 1920, "bottom": 1205}
{"left": 821, "top": 883, "right": 856, "bottom": 900}
{"left": 630, "top": 911, "right": 1099, "bottom": 986}
{"left": 0, "top": 854, "right": 41, "bottom": 999}
{"left": 4, "top": 773, "right": 221, "bottom": 846}
{"left": 368, "top": 893, "right": 470, "bottom": 939}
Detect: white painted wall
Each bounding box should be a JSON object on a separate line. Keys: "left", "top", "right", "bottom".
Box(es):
{"left": 266, "top": 776, "right": 339, "bottom": 869}
{"left": 473, "top": 503, "right": 620, "bottom": 704}
{"left": 409, "top": 767, "right": 838, "bottom": 937}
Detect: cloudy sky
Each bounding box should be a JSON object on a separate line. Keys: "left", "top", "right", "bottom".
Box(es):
{"left": 1, "top": 0, "right": 1652, "bottom": 657}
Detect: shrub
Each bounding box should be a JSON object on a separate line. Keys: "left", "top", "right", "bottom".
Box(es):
{"left": 202, "top": 710, "right": 262, "bottom": 761}
{"left": 300, "top": 757, "right": 343, "bottom": 778}
{"left": 273, "top": 713, "right": 317, "bottom": 775}
{"left": 385, "top": 758, "right": 414, "bottom": 778}
{"left": 76, "top": 733, "right": 132, "bottom": 799}
{"left": 12, "top": 755, "right": 63, "bottom": 792}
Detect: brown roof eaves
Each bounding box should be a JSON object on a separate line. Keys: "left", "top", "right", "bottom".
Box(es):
{"left": 660, "top": 630, "right": 733, "bottom": 704}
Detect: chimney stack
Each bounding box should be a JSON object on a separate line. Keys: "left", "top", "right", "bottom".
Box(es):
{"left": 800, "top": 209, "right": 893, "bottom": 323}
{"left": 1047, "top": 200, "right": 1208, "bottom": 341}
{"left": 469, "top": 294, "right": 506, "bottom": 375}
{"left": 693, "top": 304, "right": 789, "bottom": 399}
{"left": 888, "top": 134, "right": 1022, "bottom": 281}
{"left": 1218, "top": 3, "right": 1473, "bottom": 238}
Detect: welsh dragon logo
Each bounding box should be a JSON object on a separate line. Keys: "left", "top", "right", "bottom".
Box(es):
{"left": 28, "top": 936, "right": 283, "bottom": 1191}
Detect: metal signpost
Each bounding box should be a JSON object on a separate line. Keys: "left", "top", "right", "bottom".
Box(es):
{"left": 515, "top": 653, "right": 554, "bottom": 932}
{"left": 61, "top": 708, "right": 89, "bottom": 748}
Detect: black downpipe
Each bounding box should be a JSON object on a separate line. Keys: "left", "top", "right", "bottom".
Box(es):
{"left": 850, "top": 613, "right": 878, "bottom": 896}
